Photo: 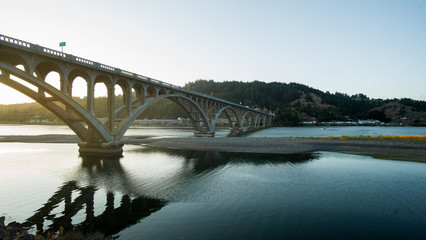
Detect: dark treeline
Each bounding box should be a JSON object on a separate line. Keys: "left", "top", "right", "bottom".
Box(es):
{"left": 185, "top": 80, "right": 426, "bottom": 126}
{"left": 1, "top": 80, "right": 425, "bottom": 125}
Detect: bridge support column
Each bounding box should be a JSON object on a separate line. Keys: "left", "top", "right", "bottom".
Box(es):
{"left": 60, "top": 77, "right": 68, "bottom": 95}
{"left": 124, "top": 89, "right": 132, "bottom": 117}
{"left": 78, "top": 142, "right": 123, "bottom": 157}
{"left": 107, "top": 85, "right": 115, "bottom": 130}
{"left": 87, "top": 82, "right": 95, "bottom": 114}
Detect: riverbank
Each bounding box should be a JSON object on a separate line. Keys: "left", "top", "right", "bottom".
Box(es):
{"left": 0, "top": 135, "right": 425, "bottom": 162}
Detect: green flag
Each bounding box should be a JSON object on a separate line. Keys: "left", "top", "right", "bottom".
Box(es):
{"left": 59, "top": 42, "right": 66, "bottom": 47}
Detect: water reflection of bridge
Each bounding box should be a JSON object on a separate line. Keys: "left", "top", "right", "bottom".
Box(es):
{"left": 24, "top": 156, "right": 166, "bottom": 237}
{"left": 23, "top": 149, "right": 317, "bottom": 237}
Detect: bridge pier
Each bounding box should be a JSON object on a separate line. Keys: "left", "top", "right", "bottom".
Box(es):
{"left": 229, "top": 122, "right": 242, "bottom": 132}
{"left": 78, "top": 142, "right": 124, "bottom": 157}
{"left": 230, "top": 127, "right": 243, "bottom": 132}
{"left": 246, "top": 126, "right": 256, "bottom": 131}
{"left": 193, "top": 131, "right": 215, "bottom": 137}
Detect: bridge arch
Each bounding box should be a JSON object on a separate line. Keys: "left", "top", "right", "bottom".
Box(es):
{"left": 241, "top": 111, "right": 256, "bottom": 128}
{"left": 158, "top": 88, "right": 167, "bottom": 96}
{"left": 0, "top": 61, "right": 113, "bottom": 143}
{"left": 132, "top": 83, "right": 145, "bottom": 105}
{"left": 34, "top": 60, "right": 65, "bottom": 83}
{"left": 116, "top": 78, "right": 130, "bottom": 92}
{"left": 146, "top": 85, "right": 157, "bottom": 99}
{"left": 114, "top": 93, "right": 213, "bottom": 140}
{"left": 0, "top": 35, "right": 274, "bottom": 155}
{"left": 255, "top": 114, "right": 266, "bottom": 128}
{"left": 0, "top": 50, "right": 30, "bottom": 71}
{"left": 68, "top": 68, "right": 91, "bottom": 99}
{"left": 68, "top": 68, "right": 91, "bottom": 86}
{"left": 212, "top": 106, "right": 241, "bottom": 130}
{"left": 94, "top": 73, "right": 113, "bottom": 86}
{"left": 115, "top": 79, "right": 130, "bottom": 101}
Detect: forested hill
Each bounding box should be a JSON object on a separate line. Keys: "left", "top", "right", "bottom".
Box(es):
{"left": 1, "top": 80, "right": 425, "bottom": 126}
{"left": 185, "top": 80, "right": 426, "bottom": 126}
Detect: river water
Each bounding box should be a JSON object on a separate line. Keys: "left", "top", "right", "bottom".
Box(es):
{"left": 1, "top": 125, "right": 426, "bottom": 239}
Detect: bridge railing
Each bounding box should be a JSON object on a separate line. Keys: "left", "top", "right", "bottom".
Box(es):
{"left": 0, "top": 34, "right": 271, "bottom": 116}
{"left": 0, "top": 35, "right": 32, "bottom": 48}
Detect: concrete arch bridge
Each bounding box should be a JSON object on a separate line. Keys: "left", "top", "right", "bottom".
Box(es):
{"left": 0, "top": 34, "right": 273, "bottom": 155}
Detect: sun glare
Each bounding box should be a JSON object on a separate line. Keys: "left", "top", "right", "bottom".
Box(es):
{"left": 0, "top": 85, "right": 34, "bottom": 104}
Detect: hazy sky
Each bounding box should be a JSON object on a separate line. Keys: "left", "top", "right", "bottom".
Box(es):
{"left": 1, "top": 0, "right": 426, "bottom": 104}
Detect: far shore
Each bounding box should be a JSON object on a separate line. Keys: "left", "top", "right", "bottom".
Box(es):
{"left": 1, "top": 121, "right": 425, "bottom": 127}
{"left": 0, "top": 134, "right": 425, "bottom": 162}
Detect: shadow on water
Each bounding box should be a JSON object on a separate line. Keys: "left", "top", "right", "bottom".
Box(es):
{"left": 130, "top": 146, "right": 319, "bottom": 173}
{"left": 23, "top": 155, "right": 167, "bottom": 238}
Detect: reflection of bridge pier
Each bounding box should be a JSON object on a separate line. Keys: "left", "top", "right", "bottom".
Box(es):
{"left": 23, "top": 181, "right": 96, "bottom": 234}
{"left": 0, "top": 34, "right": 274, "bottom": 156}
{"left": 23, "top": 155, "right": 167, "bottom": 237}
{"left": 24, "top": 183, "right": 166, "bottom": 236}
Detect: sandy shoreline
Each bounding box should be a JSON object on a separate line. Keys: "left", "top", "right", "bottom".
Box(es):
{"left": 0, "top": 135, "right": 425, "bottom": 162}
{"left": 137, "top": 137, "right": 426, "bottom": 162}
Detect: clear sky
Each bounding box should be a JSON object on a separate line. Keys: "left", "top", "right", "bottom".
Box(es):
{"left": 1, "top": 0, "right": 425, "bottom": 104}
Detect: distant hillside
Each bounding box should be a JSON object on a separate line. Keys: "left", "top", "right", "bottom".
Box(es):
{"left": 1, "top": 80, "right": 425, "bottom": 126}
{"left": 0, "top": 96, "right": 186, "bottom": 124}
{"left": 184, "top": 80, "right": 426, "bottom": 126}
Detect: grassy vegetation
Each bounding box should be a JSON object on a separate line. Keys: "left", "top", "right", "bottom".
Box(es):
{"left": 34, "top": 227, "right": 105, "bottom": 240}
{"left": 308, "top": 135, "right": 426, "bottom": 142}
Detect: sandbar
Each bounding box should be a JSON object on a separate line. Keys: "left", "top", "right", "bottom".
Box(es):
{"left": 0, "top": 135, "right": 425, "bottom": 162}
{"left": 137, "top": 137, "right": 426, "bottom": 162}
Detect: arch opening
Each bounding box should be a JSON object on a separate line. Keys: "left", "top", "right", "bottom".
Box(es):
{"left": 213, "top": 106, "right": 240, "bottom": 130}
{"left": 123, "top": 97, "right": 189, "bottom": 132}
{"left": 114, "top": 83, "right": 126, "bottom": 119}
{"left": 93, "top": 81, "right": 108, "bottom": 118}
{"left": 71, "top": 77, "right": 88, "bottom": 109}
{"left": 131, "top": 88, "right": 137, "bottom": 105}
{"left": 114, "top": 84, "right": 124, "bottom": 106}
{"left": 158, "top": 88, "right": 167, "bottom": 96}
{"left": 146, "top": 86, "right": 156, "bottom": 100}
{"left": 44, "top": 71, "right": 61, "bottom": 98}
{"left": 242, "top": 111, "right": 256, "bottom": 128}
{"left": 116, "top": 94, "right": 212, "bottom": 140}
{"left": 132, "top": 84, "right": 144, "bottom": 106}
